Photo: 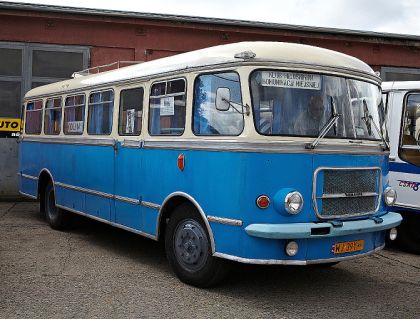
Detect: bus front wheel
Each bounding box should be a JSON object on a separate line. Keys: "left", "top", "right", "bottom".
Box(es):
{"left": 44, "top": 181, "right": 70, "bottom": 230}
{"left": 165, "top": 203, "right": 229, "bottom": 287}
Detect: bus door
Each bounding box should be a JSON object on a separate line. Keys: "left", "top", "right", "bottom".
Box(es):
{"left": 83, "top": 90, "right": 115, "bottom": 221}
{"left": 113, "top": 87, "right": 144, "bottom": 230}
{"left": 390, "top": 93, "right": 420, "bottom": 209}
{"left": 390, "top": 92, "right": 420, "bottom": 209}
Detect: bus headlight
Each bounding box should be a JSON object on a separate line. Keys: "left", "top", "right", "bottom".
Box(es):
{"left": 285, "top": 191, "right": 304, "bottom": 214}
{"left": 383, "top": 187, "right": 397, "bottom": 206}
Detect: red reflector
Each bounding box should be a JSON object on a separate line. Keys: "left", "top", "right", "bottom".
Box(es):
{"left": 256, "top": 195, "right": 270, "bottom": 209}
{"left": 177, "top": 153, "right": 185, "bottom": 171}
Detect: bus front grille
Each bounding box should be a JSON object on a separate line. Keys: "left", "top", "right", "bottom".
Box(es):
{"left": 313, "top": 167, "right": 381, "bottom": 219}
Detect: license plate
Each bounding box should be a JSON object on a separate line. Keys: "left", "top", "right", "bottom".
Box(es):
{"left": 332, "top": 240, "right": 364, "bottom": 254}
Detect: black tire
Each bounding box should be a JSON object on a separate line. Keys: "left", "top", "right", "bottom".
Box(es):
{"left": 165, "top": 203, "right": 230, "bottom": 287}
{"left": 44, "top": 181, "right": 70, "bottom": 230}
{"left": 395, "top": 213, "right": 420, "bottom": 254}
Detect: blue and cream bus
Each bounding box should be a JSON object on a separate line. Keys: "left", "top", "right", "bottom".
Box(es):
{"left": 19, "top": 42, "right": 402, "bottom": 287}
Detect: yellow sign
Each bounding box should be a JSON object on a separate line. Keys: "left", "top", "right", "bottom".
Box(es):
{"left": 0, "top": 118, "right": 22, "bottom": 132}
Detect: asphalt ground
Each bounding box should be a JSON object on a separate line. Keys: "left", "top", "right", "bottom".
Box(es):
{"left": 0, "top": 202, "right": 419, "bottom": 319}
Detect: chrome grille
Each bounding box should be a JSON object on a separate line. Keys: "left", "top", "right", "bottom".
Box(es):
{"left": 314, "top": 167, "right": 381, "bottom": 219}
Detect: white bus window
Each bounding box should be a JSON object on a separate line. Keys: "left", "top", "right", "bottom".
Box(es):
{"left": 149, "top": 79, "right": 186, "bottom": 136}
{"left": 400, "top": 93, "right": 420, "bottom": 166}
{"left": 64, "top": 94, "right": 85, "bottom": 135}
{"left": 193, "top": 72, "right": 243, "bottom": 136}
{"left": 25, "top": 100, "right": 43, "bottom": 134}
{"left": 88, "top": 90, "right": 114, "bottom": 135}
{"left": 119, "top": 87, "right": 143, "bottom": 135}
{"left": 44, "top": 97, "right": 62, "bottom": 135}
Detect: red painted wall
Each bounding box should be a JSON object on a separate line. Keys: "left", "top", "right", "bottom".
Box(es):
{"left": 1, "top": 8, "right": 419, "bottom": 69}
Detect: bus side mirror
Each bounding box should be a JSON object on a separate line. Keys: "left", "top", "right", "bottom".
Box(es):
{"left": 215, "top": 87, "right": 231, "bottom": 111}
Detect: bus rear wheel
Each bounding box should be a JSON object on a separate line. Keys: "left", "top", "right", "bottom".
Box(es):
{"left": 165, "top": 203, "right": 229, "bottom": 287}
{"left": 44, "top": 181, "right": 70, "bottom": 230}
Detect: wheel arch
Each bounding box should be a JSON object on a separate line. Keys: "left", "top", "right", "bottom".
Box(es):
{"left": 156, "top": 192, "right": 215, "bottom": 254}
{"left": 37, "top": 168, "right": 55, "bottom": 213}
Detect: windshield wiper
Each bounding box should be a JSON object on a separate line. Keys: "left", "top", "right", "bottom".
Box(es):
{"left": 306, "top": 97, "right": 340, "bottom": 150}
{"left": 362, "top": 99, "right": 389, "bottom": 151}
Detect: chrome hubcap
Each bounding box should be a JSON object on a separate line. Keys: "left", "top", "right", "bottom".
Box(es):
{"left": 174, "top": 219, "right": 208, "bottom": 271}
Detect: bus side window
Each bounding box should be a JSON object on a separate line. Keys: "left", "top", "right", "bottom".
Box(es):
{"left": 88, "top": 90, "right": 114, "bottom": 135}
{"left": 149, "top": 79, "right": 186, "bottom": 136}
{"left": 400, "top": 93, "right": 420, "bottom": 166}
{"left": 119, "top": 87, "right": 143, "bottom": 135}
{"left": 64, "top": 94, "right": 85, "bottom": 135}
{"left": 25, "top": 100, "right": 43, "bottom": 134}
{"left": 193, "top": 72, "right": 243, "bottom": 136}
{"left": 44, "top": 97, "right": 62, "bottom": 135}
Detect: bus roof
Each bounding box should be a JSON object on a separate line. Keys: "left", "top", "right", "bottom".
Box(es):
{"left": 25, "top": 41, "right": 376, "bottom": 99}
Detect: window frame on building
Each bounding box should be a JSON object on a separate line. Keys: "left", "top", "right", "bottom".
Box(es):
{"left": 0, "top": 42, "right": 89, "bottom": 121}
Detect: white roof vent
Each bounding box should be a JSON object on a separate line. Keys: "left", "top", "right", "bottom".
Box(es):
{"left": 234, "top": 51, "right": 256, "bottom": 59}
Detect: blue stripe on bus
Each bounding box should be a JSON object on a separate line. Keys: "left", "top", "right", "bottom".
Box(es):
{"left": 389, "top": 162, "right": 420, "bottom": 174}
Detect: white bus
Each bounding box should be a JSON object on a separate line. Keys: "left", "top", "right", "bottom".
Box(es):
{"left": 382, "top": 81, "right": 420, "bottom": 253}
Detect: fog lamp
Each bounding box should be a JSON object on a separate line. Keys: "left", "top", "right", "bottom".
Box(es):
{"left": 285, "top": 191, "right": 304, "bottom": 214}
{"left": 389, "top": 227, "right": 398, "bottom": 241}
{"left": 383, "top": 187, "right": 397, "bottom": 206}
{"left": 285, "top": 241, "right": 299, "bottom": 257}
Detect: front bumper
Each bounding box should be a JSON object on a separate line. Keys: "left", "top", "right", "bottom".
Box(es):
{"left": 245, "top": 212, "right": 402, "bottom": 239}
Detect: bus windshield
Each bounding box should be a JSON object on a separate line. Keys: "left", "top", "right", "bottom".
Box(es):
{"left": 250, "top": 70, "right": 382, "bottom": 141}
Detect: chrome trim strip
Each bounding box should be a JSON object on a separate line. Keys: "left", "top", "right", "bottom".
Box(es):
{"left": 213, "top": 244, "right": 385, "bottom": 265}
{"left": 56, "top": 204, "right": 157, "bottom": 240}
{"left": 142, "top": 140, "right": 386, "bottom": 155}
{"left": 141, "top": 201, "right": 161, "bottom": 210}
{"left": 121, "top": 139, "right": 143, "bottom": 148}
{"left": 319, "top": 192, "right": 378, "bottom": 199}
{"left": 21, "top": 136, "right": 115, "bottom": 146}
{"left": 157, "top": 191, "right": 215, "bottom": 253}
{"left": 394, "top": 202, "right": 420, "bottom": 210}
{"left": 207, "top": 215, "right": 243, "bottom": 226}
{"left": 21, "top": 173, "right": 38, "bottom": 181}
{"left": 19, "top": 190, "right": 37, "bottom": 200}
{"left": 312, "top": 166, "right": 382, "bottom": 220}
{"left": 20, "top": 136, "right": 386, "bottom": 155}
{"left": 55, "top": 181, "right": 114, "bottom": 199}
{"left": 115, "top": 195, "right": 141, "bottom": 205}
{"left": 55, "top": 181, "right": 142, "bottom": 205}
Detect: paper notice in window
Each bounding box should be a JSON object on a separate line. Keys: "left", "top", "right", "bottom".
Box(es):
{"left": 261, "top": 71, "right": 321, "bottom": 90}
{"left": 67, "top": 121, "right": 83, "bottom": 133}
{"left": 160, "top": 96, "right": 175, "bottom": 116}
{"left": 126, "top": 109, "right": 135, "bottom": 134}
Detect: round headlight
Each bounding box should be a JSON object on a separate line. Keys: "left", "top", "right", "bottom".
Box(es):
{"left": 284, "top": 191, "right": 304, "bottom": 214}
{"left": 383, "top": 187, "right": 397, "bottom": 206}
